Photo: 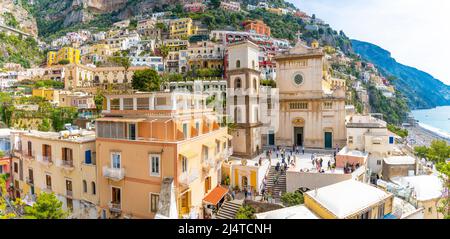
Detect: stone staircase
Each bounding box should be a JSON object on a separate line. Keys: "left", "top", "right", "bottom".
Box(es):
{"left": 266, "top": 166, "right": 286, "bottom": 201}
{"left": 216, "top": 200, "right": 243, "bottom": 219}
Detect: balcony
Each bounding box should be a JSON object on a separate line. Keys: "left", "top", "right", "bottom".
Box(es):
{"left": 201, "top": 158, "right": 211, "bottom": 171}
{"left": 22, "top": 150, "right": 35, "bottom": 160}
{"left": 57, "top": 159, "right": 75, "bottom": 171}
{"left": 66, "top": 190, "right": 73, "bottom": 198}
{"left": 103, "top": 166, "right": 125, "bottom": 181}
{"left": 178, "top": 168, "right": 199, "bottom": 186}
{"left": 41, "top": 184, "right": 52, "bottom": 193}
{"left": 108, "top": 202, "right": 122, "bottom": 214}
{"left": 221, "top": 147, "right": 233, "bottom": 158}
{"left": 37, "top": 155, "right": 53, "bottom": 166}
{"left": 26, "top": 177, "right": 34, "bottom": 185}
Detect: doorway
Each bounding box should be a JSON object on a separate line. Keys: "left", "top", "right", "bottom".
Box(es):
{"left": 324, "top": 132, "right": 333, "bottom": 149}
{"left": 241, "top": 176, "right": 248, "bottom": 189}
{"left": 268, "top": 132, "right": 275, "bottom": 146}
{"left": 294, "top": 127, "right": 304, "bottom": 146}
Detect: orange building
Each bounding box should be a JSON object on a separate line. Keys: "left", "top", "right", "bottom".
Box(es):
{"left": 243, "top": 20, "right": 271, "bottom": 36}
{"left": 96, "top": 92, "right": 232, "bottom": 219}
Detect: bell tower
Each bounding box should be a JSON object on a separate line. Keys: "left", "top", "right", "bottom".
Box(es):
{"left": 226, "top": 40, "right": 263, "bottom": 159}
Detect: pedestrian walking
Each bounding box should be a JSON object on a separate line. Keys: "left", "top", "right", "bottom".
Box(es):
{"left": 327, "top": 160, "right": 331, "bottom": 170}
{"left": 231, "top": 190, "right": 235, "bottom": 200}
{"left": 302, "top": 146, "right": 305, "bottom": 155}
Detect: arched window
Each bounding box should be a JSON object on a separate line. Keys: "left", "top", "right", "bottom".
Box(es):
{"left": 235, "top": 78, "right": 242, "bottom": 89}
{"left": 235, "top": 107, "right": 242, "bottom": 123}
{"left": 82, "top": 180, "right": 87, "bottom": 193}
{"left": 236, "top": 60, "right": 241, "bottom": 68}
{"left": 91, "top": 182, "right": 96, "bottom": 195}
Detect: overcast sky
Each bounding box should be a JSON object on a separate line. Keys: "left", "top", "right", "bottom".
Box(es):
{"left": 288, "top": 0, "right": 450, "bottom": 85}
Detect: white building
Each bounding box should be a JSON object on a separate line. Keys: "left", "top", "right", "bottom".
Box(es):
{"left": 130, "top": 56, "right": 164, "bottom": 72}
{"left": 255, "top": 205, "right": 319, "bottom": 219}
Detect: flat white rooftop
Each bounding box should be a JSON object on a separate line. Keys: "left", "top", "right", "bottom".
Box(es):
{"left": 383, "top": 156, "right": 416, "bottom": 165}
{"left": 391, "top": 175, "right": 443, "bottom": 201}
{"left": 255, "top": 205, "right": 319, "bottom": 219}
{"left": 305, "top": 180, "right": 391, "bottom": 218}
{"left": 288, "top": 155, "right": 345, "bottom": 174}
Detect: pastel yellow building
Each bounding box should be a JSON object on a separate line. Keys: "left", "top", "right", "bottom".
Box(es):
{"left": 10, "top": 130, "right": 98, "bottom": 218}
{"left": 221, "top": 158, "right": 270, "bottom": 194}
{"left": 96, "top": 91, "right": 232, "bottom": 219}
{"left": 169, "top": 18, "right": 198, "bottom": 39}
{"left": 32, "top": 88, "right": 60, "bottom": 103}
{"left": 304, "top": 180, "right": 394, "bottom": 219}
{"left": 47, "top": 47, "right": 81, "bottom": 66}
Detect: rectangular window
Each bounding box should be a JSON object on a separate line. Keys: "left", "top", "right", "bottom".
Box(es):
{"left": 183, "top": 123, "right": 188, "bottom": 139}
{"left": 85, "top": 150, "right": 92, "bottom": 164}
{"left": 348, "top": 136, "right": 354, "bottom": 144}
{"left": 195, "top": 122, "right": 200, "bottom": 133}
{"left": 359, "top": 210, "right": 370, "bottom": 219}
{"left": 216, "top": 141, "right": 220, "bottom": 154}
{"left": 289, "top": 102, "right": 308, "bottom": 110}
{"left": 389, "top": 136, "right": 394, "bottom": 144}
{"left": 182, "top": 156, "right": 188, "bottom": 173}
{"left": 14, "top": 162, "right": 18, "bottom": 173}
{"left": 128, "top": 123, "right": 136, "bottom": 140}
{"left": 323, "top": 102, "right": 333, "bottom": 110}
{"left": 377, "top": 160, "right": 382, "bottom": 165}
{"left": 378, "top": 204, "right": 385, "bottom": 218}
{"left": 111, "top": 152, "right": 121, "bottom": 169}
{"left": 150, "top": 193, "right": 160, "bottom": 213}
{"left": 156, "top": 97, "right": 166, "bottom": 105}
{"left": 150, "top": 154, "right": 160, "bottom": 177}
{"left": 46, "top": 175, "right": 52, "bottom": 189}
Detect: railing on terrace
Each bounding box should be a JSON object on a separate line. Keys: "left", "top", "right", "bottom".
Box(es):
{"left": 178, "top": 168, "right": 199, "bottom": 185}
{"left": 103, "top": 166, "right": 125, "bottom": 181}
{"left": 108, "top": 202, "right": 122, "bottom": 213}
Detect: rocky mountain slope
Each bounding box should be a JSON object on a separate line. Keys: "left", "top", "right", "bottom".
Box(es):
{"left": 0, "top": 0, "right": 38, "bottom": 36}
{"left": 31, "top": 0, "right": 180, "bottom": 37}
{"left": 352, "top": 40, "right": 450, "bottom": 110}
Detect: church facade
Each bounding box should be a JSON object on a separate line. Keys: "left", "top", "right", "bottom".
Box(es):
{"left": 271, "top": 43, "right": 347, "bottom": 149}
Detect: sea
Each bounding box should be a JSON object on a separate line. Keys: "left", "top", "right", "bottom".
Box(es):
{"left": 411, "top": 106, "right": 450, "bottom": 140}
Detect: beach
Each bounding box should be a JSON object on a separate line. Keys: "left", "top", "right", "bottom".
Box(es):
{"left": 406, "top": 124, "right": 450, "bottom": 148}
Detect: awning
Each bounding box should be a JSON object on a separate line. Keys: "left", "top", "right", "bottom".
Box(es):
{"left": 203, "top": 186, "right": 229, "bottom": 205}
{"left": 95, "top": 117, "right": 146, "bottom": 123}
{"left": 0, "top": 160, "right": 9, "bottom": 166}
{"left": 180, "top": 150, "right": 198, "bottom": 159}
{"left": 203, "top": 141, "right": 216, "bottom": 149}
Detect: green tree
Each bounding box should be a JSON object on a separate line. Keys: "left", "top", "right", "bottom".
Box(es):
{"left": 131, "top": 69, "right": 162, "bottom": 92}
{"left": 414, "top": 146, "right": 429, "bottom": 159}
{"left": 94, "top": 92, "right": 105, "bottom": 111}
{"left": 435, "top": 162, "right": 450, "bottom": 219}
{"left": 1, "top": 175, "right": 16, "bottom": 219}
{"left": 109, "top": 56, "right": 131, "bottom": 84}
{"left": 57, "top": 59, "right": 70, "bottom": 65}
{"left": 427, "top": 140, "right": 450, "bottom": 163}
{"left": 24, "top": 192, "right": 68, "bottom": 219}
{"left": 280, "top": 192, "right": 304, "bottom": 207}
{"left": 235, "top": 205, "right": 256, "bottom": 219}
{"left": 38, "top": 118, "right": 51, "bottom": 132}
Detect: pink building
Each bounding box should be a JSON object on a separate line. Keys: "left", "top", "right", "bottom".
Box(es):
{"left": 183, "top": 3, "right": 206, "bottom": 13}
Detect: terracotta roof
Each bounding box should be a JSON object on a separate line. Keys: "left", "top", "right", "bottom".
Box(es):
{"left": 203, "top": 186, "right": 229, "bottom": 205}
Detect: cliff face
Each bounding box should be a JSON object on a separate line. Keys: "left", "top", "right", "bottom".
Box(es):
{"left": 352, "top": 39, "right": 450, "bottom": 109}
{"left": 0, "top": 0, "right": 38, "bottom": 36}
{"left": 33, "top": 0, "right": 180, "bottom": 35}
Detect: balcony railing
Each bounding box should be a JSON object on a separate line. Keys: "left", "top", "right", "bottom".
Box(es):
{"left": 38, "top": 155, "right": 53, "bottom": 166}
{"left": 109, "top": 202, "right": 122, "bottom": 213}
{"left": 26, "top": 177, "right": 34, "bottom": 185}
{"left": 66, "top": 190, "right": 73, "bottom": 198}
{"left": 22, "top": 150, "right": 35, "bottom": 160}
{"left": 103, "top": 166, "right": 125, "bottom": 181}
{"left": 41, "top": 184, "right": 52, "bottom": 193}
{"left": 178, "top": 168, "right": 199, "bottom": 186}
{"left": 57, "top": 159, "right": 75, "bottom": 170}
